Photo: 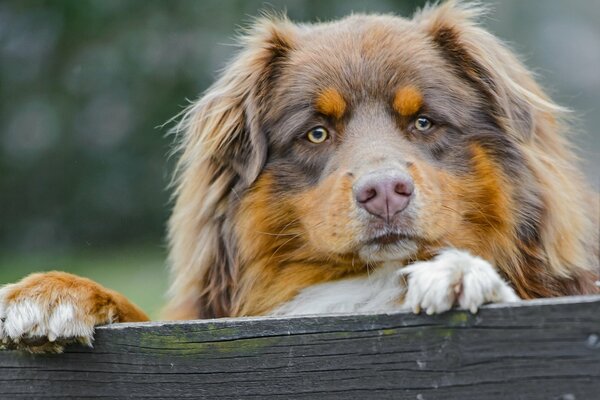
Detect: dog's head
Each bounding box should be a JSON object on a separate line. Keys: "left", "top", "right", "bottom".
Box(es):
{"left": 166, "top": 2, "right": 599, "bottom": 318}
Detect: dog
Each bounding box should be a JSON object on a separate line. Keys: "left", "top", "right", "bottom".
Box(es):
{"left": 1, "top": 1, "right": 598, "bottom": 353}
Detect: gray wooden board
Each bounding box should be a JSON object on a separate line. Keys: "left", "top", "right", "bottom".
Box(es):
{"left": 0, "top": 295, "right": 599, "bottom": 399}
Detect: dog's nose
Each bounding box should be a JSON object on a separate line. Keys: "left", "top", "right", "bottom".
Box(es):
{"left": 355, "top": 172, "right": 414, "bottom": 221}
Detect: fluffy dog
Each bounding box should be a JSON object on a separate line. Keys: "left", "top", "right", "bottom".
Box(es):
{"left": 1, "top": 1, "right": 598, "bottom": 352}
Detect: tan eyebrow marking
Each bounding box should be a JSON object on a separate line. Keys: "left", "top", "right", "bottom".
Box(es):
{"left": 315, "top": 88, "right": 346, "bottom": 119}
{"left": 393, "top": 86, "right": 423, "bottom": 116}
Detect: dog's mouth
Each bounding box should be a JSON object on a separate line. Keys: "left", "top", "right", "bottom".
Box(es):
{"left": 367, "top": 232, "right": 414, "bottom": 246}
{"left": 364, "top": 230, "right": 418, "bottom": 247}
{"left": 358, "top": 230, "right": 419, "bottom": 262}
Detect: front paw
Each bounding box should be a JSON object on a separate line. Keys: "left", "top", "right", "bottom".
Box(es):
{"left": 399, "top": 249, "right": 520, "bottom": 315}
{"left": 0, "top": 272, "right": 126, "bottom": 353}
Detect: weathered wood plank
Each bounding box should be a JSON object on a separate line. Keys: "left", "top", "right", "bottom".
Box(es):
{"left": 1, "top": 295, "right": 599, "bottom": 399}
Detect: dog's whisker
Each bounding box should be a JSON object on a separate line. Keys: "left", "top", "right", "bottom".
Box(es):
{"left": 255, "top": 230, "right": 300, "bottom": 237}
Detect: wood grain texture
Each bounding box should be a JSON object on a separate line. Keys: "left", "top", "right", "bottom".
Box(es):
{"left": 1, "top": 295, "right": 599, "bottom": 399}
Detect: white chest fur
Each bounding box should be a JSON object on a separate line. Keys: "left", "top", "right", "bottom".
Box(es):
{"left": 271, "top": 249, "right": 520, "bottom": 316}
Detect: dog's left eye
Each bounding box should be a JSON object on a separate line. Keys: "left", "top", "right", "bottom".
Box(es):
{"left": 414, "top": 116, "right": 433, "bottom": 132}
{"left": 306, "top": 126, "right": 329, "bottom": 143}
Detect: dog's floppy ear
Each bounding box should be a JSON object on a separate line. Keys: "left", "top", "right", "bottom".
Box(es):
{"left": 415, "top": 1, "right": 565, "bottom": 141}
{"left": 165, "top": 15, "right": 297, "bottom": 319}
{"left": 176, "top": 15, "right": 296, "bottom": 186}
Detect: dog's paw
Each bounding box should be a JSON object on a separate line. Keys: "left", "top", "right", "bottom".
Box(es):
{"left": 399, "top": 249, "right": 520, "bottom": 315}
{"left": 0, "top": 272, "right": 146, "bottom": 353}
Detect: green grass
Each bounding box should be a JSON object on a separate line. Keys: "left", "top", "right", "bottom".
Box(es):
{"left": 0, "top": 246, "right": 169, "bottom": 319}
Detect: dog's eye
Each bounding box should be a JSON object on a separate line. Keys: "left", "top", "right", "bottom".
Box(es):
{"left": 414, "top": 116, "right": 433, "bottom": 132}
{"left": 306, "top": 126, "right": 329, "bottom": 143}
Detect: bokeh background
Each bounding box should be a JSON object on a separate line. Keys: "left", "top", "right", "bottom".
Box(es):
{"left": 1, "top": 0, "right": 598, "bottom": 318}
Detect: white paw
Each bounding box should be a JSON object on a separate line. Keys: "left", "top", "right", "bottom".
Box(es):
{"left": 0, "top": 284, "right": 97, "bottom": 353}
{"left": 399, "top": 249, "right": 520, "bottom": 315}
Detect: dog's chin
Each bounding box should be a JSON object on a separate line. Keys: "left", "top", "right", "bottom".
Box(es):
{"left": 358, "top": 237, "right": 419, "bottom": 263}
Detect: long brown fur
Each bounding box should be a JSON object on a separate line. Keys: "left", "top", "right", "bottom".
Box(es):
{"left": 163, "top": 1, "right": 598, "bottom": 319}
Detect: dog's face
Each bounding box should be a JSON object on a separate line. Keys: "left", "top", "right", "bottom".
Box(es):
{"left": 237, "top": 13, "right": 524, "bottom": 268}
{"left": 167, "top": 3, "right": 598, "bottom": 318}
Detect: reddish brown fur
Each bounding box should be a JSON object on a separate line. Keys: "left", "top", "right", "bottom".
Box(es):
{"left": 394, "top": 86, "right": 423, "bottom": 116}
{"left": 4, "top": 272, "right": 149, "bottom": 323}
{"left": 315, "top": 88, "right": 347, "bottom": 119}
{"left": 231, "top": 172, "right": 363, "bottom": 315}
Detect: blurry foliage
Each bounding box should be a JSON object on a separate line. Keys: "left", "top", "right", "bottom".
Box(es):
{"left": 0, "top": 0, "right": 425, "bottom": 254}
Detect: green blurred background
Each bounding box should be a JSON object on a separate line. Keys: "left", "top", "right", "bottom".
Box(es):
{"left": 1, "top": 0, "right": 598, "bottom": 318}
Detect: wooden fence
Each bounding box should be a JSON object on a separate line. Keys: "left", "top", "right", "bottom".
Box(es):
{"left": 1, "top": 295, "right": 599, "bottom": 399}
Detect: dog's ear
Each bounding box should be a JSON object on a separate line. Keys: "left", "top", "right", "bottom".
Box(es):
{"left": 165, "top": 16, "right": 297, "bottom": 319}
{"left": 176, "top": 15, "right": 297, "bottom": 186}
{"left": 415, "top": 1, "right": 564, "bottom": 141}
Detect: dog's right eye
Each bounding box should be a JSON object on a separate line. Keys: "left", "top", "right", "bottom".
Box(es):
{"left": 306, "top": 126, "right": 329, "bottom": 144}
{"left": 414, "top": 116, "right": 433, "bottom": 132}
